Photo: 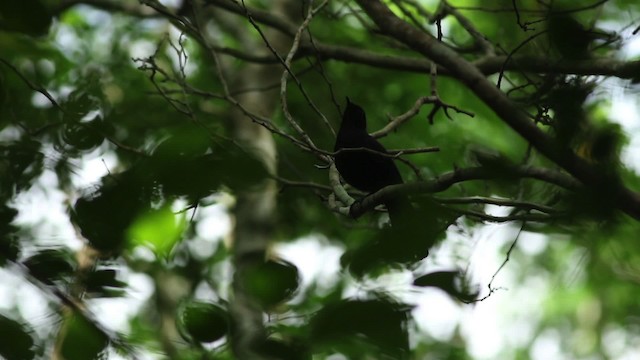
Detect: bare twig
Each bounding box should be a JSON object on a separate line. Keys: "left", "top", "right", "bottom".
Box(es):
{"left": 277, "top": 0, "right": 333, "bottom": 159}
{"left": 332, "top": 146, "right": 438, "bottom": 159}
{"left": 436, "top": 195, "right": 557, "bottom": 214}
{"left": 273, "top": 175, "right": 332, "bottom": 192}
{"left": 449, "top": 208, "right": 553, "bottom": 223}
{"left": 329, "top": 163, "right": 355, "bottom": 210}
{"left": 443, "top": 1, "right": 495, "bottom": 55}
{"left": 347, "top": 165, "right": 580, "bottom": 219}
{"left": 0, "top": 57, "right": 63, "bottom": 111}
{"left": 6, "top": 260, "right": 140, "bottom": 358}
{"left": 467, "top": 224, "right": 524, "bottom": 303}
{"left": 239, "top": 0, "right": 334, "bottom": 141}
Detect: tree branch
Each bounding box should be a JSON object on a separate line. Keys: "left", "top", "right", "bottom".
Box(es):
{"left": 347, "top": 166, "right": 580, "bottom": 219}
{"left": 354, "top": 0, "right": 640, "bottom": 220}
{"left": 436, "top": 195, "right": 558, "bottom": 214}
{"left": 57, "top": 1, "right": 640, "bottom": 80}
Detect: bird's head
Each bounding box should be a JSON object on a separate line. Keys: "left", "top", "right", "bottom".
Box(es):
{"left": 342, "top": 97, "right": 367, "bottom": 130}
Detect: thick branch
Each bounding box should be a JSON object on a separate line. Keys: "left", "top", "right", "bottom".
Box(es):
{"left": 354, "top": 0, "right": 640, "bottom": 220}
{"left": 59, "top": 1, "right": 640, "bottom": 79}
{"left": 348, "top": 166, "right": 580, "bottom": 218}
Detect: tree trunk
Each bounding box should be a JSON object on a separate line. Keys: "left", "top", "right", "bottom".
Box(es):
{"left": 224, "top": 1, "right": 301, "bottom": 358}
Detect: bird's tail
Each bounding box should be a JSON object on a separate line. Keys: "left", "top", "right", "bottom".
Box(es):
{"left": 386, "top": 196, "right": 452, "bottom": 254}
{"left": 385, "top": 195, "right": 413, "bottom": 229}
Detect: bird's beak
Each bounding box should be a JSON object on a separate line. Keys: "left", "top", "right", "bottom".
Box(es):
{"left": 345, "top": 96, "right": 351, "bottom": 105}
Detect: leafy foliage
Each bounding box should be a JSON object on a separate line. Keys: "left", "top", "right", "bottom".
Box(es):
{"left": 178, "top": 301, "right": 229, "bottom": 344}
{"left": 0, "top": 0, "right": 639, "bottom": 359}
{"left": 0, "top": 314, "right": 36, "bottom": 360}
{"left": 309, "top": 297, "right": 411, "bottom": 359}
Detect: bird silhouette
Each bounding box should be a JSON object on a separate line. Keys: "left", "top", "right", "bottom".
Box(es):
{"left": 333, "top": 98, "right": 408, "bottom": 226}
{"left": 334, "top": 99, "right": 456, "bottom": 274}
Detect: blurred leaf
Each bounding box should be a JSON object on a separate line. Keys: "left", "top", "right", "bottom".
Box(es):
{"left": 146, "top": 152, "right": 220, "bottom": 200}
{"left": 243, "top": 259, "right": 300, "bottom": 310}
{"left": 59, "top": 313, "right": 109, "bottom": 360}
{"left": 62, "top": 91, "right": 97, "bottom": 123}
{"left": 309, "top": 298, "right": 411, "bottom": 359}
{"left": 547, "top": 13, "right": 592, "bottom": 59}
{"left": 257, "top": 337, "right": 310, "bottom": 360}
{"left": 127, "top": 204, "right": 186, "bottom": 259}
{"left": 343, "top": 198, "right": 456, "bottom": 277}
{"left": 23, "top": 248, "right": 76, "bottom": 285}
{"left": 73, "top": 173, "right": 148, "bottom": 255}
{"left": 215, "top": 140, "right": 269, "bottom": 191}
{"left": 0, "top": 72, "right": 6, "bottom": 112}
{"left": 0, "top": 140, "right": 44, "bottom": 196}
{"left": 178, "top": 301, "right": 229, "bottom": 344}
{"left": 0, "top": 314, "right": 35, "bottom": 360}
{"left": 84, "top": 269, "right": 127, "bottom": 298}
{"left": 413, "top": 270, "right": 479, "bottom": 303}
{"left": 545, "top": 79, "right": 593, "bottom": 144}
{"left": 0, "top": 205, "right": 20, "bottom": 264}
{"left": 61, "top": 115, "right": 105, "bottom": 151}
{"left": 153, "top": 126, "right": 211, "bottom": 159}
{"left": 0, "top": 0, "right": 52, "bottom": 36}
{"left": 146, "top": 129, "right": 267, "bottom": 199}
{"left": 0, "top": 33, "right": 71, "bottom": 68}
{"left": 583, "top": 123, "right": 624, "bottom": 165}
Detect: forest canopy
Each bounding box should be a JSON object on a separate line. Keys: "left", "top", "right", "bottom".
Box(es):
{"left": 1, "top": 0, "right": 640, "bottom": 359}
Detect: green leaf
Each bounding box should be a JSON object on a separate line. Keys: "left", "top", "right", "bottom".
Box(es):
{"left": 84, "top": 269, "right": 127, "bottom": 298}
{"left": 0, "top": 314, "right": 35, "bottom": 360}
{"left": 62, "top": 116, "right": 105, "bottom": 151}
{"left": 127, "top": 205, "right": 186, "bottom": 259}
{"left": 23, "top": 248, "right": 76, "bottom": 285}
{"left": 60, "top": 313, "right": 109, "bottom": 360}
{"left": 243, "top": 259, "right": 300, "bottom": 310}
{"left": 0, "top": 0, "right": 52, "bottom": 36}
{"left": 73, "top": 173, "right": 147, "bottom": 255}
{"left": 309, "top": 298, "right": 411, "bottom": 359}
{"left": 178, "top": 301, "right": 229, "bottom": 343}
{"left": 0, "top": 140, "right": 44, "bottom": 195}
{"left": 413, "top": 270, "right": 478, "bottom": 303}
{"left": 0, "top": 205, "right": 20, "bottom": 264}
{"left": 547, "top": 13, "right": 592, "bottom": 59}
{"left": 257, "top": 338, "right": 310, "bottom": 360}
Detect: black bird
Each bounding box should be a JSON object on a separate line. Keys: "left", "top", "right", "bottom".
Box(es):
{"left": 334, "top": 99, "right": 454, "bottom": 274}
{"left": 333, "top": 98, "right": 407, "bottom": 225}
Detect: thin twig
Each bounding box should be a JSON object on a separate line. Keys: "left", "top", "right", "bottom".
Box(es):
{"left": 278, "top": 0, "right": 331, "bottom": 161}
{"left": 239, "top": 0, "right": 334, "bottom": 139}
{"left": 467, "top": 223, "right": 524, "bottom": 303}
{"left": 0, "top": 57, "right": 63, "bottom": 111}
{"left": 436, "top": 195, "right": 557, "bottom": 214}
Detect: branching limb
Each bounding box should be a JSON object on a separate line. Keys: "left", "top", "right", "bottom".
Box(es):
{"left": 277, "top": 0, "right": 334, "bottom": 157}
{"left": 449, "top": 208, "right": 553, "bottom": 223}
{"left": 372, "top": 97, "right": 430, "bottom": 138}
{"left": 56, "top": 1, "right": 640, "bottom": 80}
{"left": 0, "top": 57, "right": 63, "bottom": 111}
{"left": 346, "top": 165, "right": 580, "bottom": 219}
{"left": 436, "top": 195, "right": 558, "bottom": 214}
{"left": 273, "top": 175, "right": 333, "bottom": 192}
{"left": 464, "top": 224, "right": 524, "bottom": 303}
{"left": 332, "top": 146, "right": 439, "bottom": 160}
{"left": 189, "top": 2, "right": 319, "bottom": 158}
{"left": 5, "top": 259, "right": 139, "bottom": 358}
{"left": 354, "top": 0, "right": 640, "bottom": 220}
{"left": 329, "top": 163, "right": 355, "bottom": 210}
{"left": 439, "top": 1, "right": 495, "bottom": 55}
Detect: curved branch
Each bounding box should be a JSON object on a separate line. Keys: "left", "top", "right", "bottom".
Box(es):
{"left": 436, "top": 195, "right": 558, "bottom": 214}
{"left": 58, "top": 1, "right": 640, "bottom": 80}
{"left": 347, "top": 166, "right": 580, "bottom": 218}
{"left": 451, "top": 209, "right": 553, "bottom": 223}
{"left": 354, "top": 0, "right": 640, "bottom": 220}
